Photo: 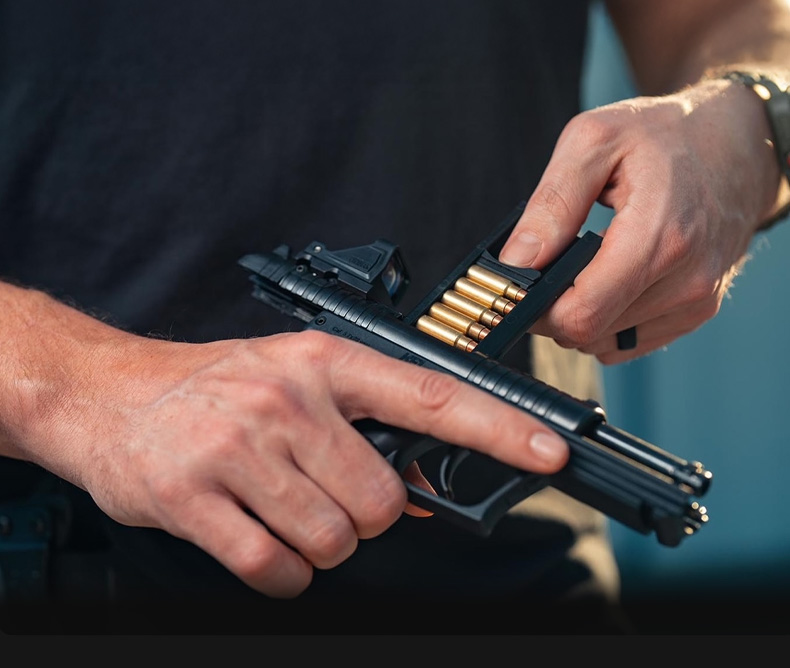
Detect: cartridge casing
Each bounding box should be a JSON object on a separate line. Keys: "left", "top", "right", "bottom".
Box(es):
{"left": 441, "top": 290, "right": 503, "bottom": 328}
{"left": 467, "top": 264, "right": 527, "bottom": 302}
{"left": 454, "top": 277, "right": 516, "bottom": 314}
{"left": 417, "top": 315, "right": 477, "bottom": 352}
{"left": 428, "top": 303, "right": 490, "bottom": 340}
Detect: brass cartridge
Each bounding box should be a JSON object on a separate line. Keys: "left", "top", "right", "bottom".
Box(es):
{"left": 467, "top": 264, "right": 527, "bottom": 302}
{"left": 428, "top": 303, "right": 490, "bottom": 341}
{"left": 441, "top": 291, "right": 503, "bottom": 328}
{"left": 454, "top": 277, "right": 516, "bottom": 314}
{"left": 417, "top": 315, "right": 478, "bottom": 352}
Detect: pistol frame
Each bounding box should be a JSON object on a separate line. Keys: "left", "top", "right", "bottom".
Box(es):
{"left": 239, "top": 202, "right": 711, "bottom": 546}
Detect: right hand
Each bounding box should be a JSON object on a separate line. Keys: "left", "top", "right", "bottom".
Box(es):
{"left": 8, "top": 324, "right": 569, "bottom": 598}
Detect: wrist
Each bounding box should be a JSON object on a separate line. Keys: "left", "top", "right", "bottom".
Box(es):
{"left": 705, "top": 68, "right": 790, "bottom": 230}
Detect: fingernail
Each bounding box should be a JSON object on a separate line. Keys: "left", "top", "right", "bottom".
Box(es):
{"left": 499, "top": 231, "right": 543, "bottom": 267}
{"left": 529, "top": 432, "right": 568, "bottom": 466}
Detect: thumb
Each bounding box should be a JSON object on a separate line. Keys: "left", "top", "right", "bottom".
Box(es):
{"left": 499, "top": 121, "right": 616, "bottom": 269}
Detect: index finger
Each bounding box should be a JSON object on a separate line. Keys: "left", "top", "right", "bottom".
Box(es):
{"left": 499, "top": 116, "right": 618, "bottom": 270}
{"left": 330, "top": 341, "right": 570, "bottom": 474}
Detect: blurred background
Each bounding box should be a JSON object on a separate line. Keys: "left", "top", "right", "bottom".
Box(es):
{"left": 582, "top": 2, "right": 790, "bottom": 632}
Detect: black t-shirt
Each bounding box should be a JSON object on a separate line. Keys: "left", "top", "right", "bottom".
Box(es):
{"left": 1, "top": 1, "right": 624, "bottom": 632}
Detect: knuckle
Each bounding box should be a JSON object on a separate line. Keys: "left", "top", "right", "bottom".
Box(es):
{"left": 595, "top": 352, "right": 619, "bottom": 366}
{"left": 663, "top": 227, "right": 695, "bottom": 266}
{"left": 295, "top": 329, "right": 342, "bottom": 364}
{"left": 252, "top": 377, "right": 302, "bottom": 415}
{"left": 228, "top": 534, "right": 287, "bottom": 582}
{"left": 683, "top": 271, "right": 718, "bottom": 308}
{"left": 564, "top": 110, "right": 619, "bottom": 148}
{"left": 212, "top": 418, "right": 252, "bottom": 449}
{"left": 553, "top": 337, "right": 580, "bottom": 350}
{"left": 657, "top": 206, "right": 713, "bottom": 272}
{"left": 147, "top": 473, "right": 193, "bottom": 511}
{"left": 357, "top": 469, "right": 408, "bottom": 533}
{"left": 301, "top": 515, "right": 357, "bottom": 567}
{"left": 297, "top": 329, "right": 367, "bottom": 379}
{"left": 559, "top": 299, "right": 604, "bottom": 348}
{"left": 414, "top": 370, "right": 462, "bottom": 412}
{"left": 530, "top": 180, "right": 574, "bottom": 223}
{"left": 697, "top": 294, "right": 721, "bottom": 321}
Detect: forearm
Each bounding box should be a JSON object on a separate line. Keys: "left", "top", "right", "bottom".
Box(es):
{"left": 606, "top": 0, "right": 790, "bottom": 227}
{"left": 606, "top": 0, "right": 790, "bottom": 94}
{"left": 0, "top": 281, "right": 146, "bottom": 484}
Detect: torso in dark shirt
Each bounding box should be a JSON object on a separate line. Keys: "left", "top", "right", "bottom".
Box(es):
{"left": 0, "top": 0, "right": 622, "bottom": 633}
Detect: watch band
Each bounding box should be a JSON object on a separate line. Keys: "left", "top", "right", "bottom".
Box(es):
{"left": 720, "top": 71, "right": 790, "bottom": 181}
{"left": 719, "top": 71, "right": 790, "bottom": 228}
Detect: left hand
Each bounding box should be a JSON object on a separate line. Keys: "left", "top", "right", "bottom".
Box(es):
{"left": 499, "top": 78, "right": 783, "bottom": 364}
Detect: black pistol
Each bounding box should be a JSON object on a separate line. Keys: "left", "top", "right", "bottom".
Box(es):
{"left": 238, "top": 202, "right": 712, "bottom": 547}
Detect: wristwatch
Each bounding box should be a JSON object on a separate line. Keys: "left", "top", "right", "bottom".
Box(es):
{"left": 719, "top": 71, "right": 790, "bottom": 228}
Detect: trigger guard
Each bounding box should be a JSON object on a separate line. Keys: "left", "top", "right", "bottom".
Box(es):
{"left": 354, "top": 418, "right": 548, "bottom": 537}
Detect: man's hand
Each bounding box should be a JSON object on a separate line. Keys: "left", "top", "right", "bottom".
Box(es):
{"left": 0, "top": 285, "right": 569, "bottom": 599}
{"left": 499, "top": 78, "right": 783, "bottom": 364}
{"left": 499, "top": 0, "right": 790, "bottom": 364}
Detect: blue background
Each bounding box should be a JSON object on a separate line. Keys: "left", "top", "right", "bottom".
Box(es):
{"left": 582, "top": 3, "right": 790, "bottom": 612}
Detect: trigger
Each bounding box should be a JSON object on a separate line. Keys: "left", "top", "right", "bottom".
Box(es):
{"left": 439, "top": 447, "right": 471, "bottom": 501}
